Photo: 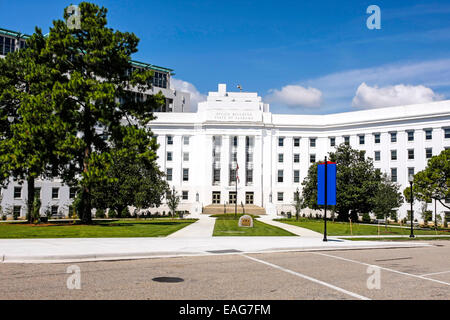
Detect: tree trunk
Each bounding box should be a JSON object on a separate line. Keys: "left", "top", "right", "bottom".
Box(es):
{"left": 26, "top": 176, "right": 35, "bottom": 223}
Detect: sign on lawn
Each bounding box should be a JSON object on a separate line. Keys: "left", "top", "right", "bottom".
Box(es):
{"left": 317, "top": 161, "right": 337, "bottom": 205}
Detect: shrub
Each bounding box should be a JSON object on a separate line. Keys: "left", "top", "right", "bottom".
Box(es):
{"left": 95, "top": 209, "right": 106, "bottom": 219}
{"left": 1, "top": 215, "right": 6, "bottom": 221}
{"left": 108, "top": 209, "right": 117, "bottom": 218}
{"left": 362, "top": 212, "right": 371, "bottom": 223}
{"left": 121, "top": 207, "right": 130, "bottom": 218}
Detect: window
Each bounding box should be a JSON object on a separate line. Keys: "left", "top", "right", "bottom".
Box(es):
{"left": 391, "top": 168, "right": 397, "bottom": 182}
{"left": 183, "top": 168, "right": 189, "bottom": 181}
{"left": 69, "top": 187, "right": 77, "bottom": 199}
{"left": 374, "top": 151, "right": 380, "bottom": 161}
{"left": 232, "top": 152, "right": 237, "bottom": 162}
{"left": 293, "top": 170, "right": 300, "bottom": 183}
{"left": 426, "top": 148, "right": 432, "bottom": 159}
{"left": 277, "top": 192, "right": 283, "bottom": 202}
{"left": 445, "top": 128, "right": 450, "bottom": 139}
{"left": 51, "top": 206, "right": 59, "bottom": 216}
{"left": 229, "top": 192, "right": 237, "bottom": 204}
{"left": 0, "top": 36, "right": 3, "bottom": 55}
{"left": 390, "top": 132, "right": 397, "bottom": 143}
{"left": 166, "top": 168, "right": 172, "bottom": 181}
{"left": 293, "top": 137, "right": 300, "bottom": 147}
{"left": 293, "top": 154, "right": 300, "bottom": 163}
{"left": 408, "top": 149, "right": 414, "bottom": 160}
{"left": 246, "top": 152, "right": 253, "bottom": 162}
{"left": 278, "top": 153, "right": 284, "bottom": 163}
{"left": 167, "top": 152, "right": 173, "bottom": 161}
{"left": 212, "top": 192, "right": 221, "bottom": 204}
{"left": 233, "top": 136, "right": 238, "bottom": 147}
{"left": 182, "top": 191, "right": 188, "bottom": 200}
{"left": 408, "top": 167, "right": 415, "bottom": 178}
{"left": 330, "top": 137, "right": 335, "bottom": 147}
{"left": 407, "top": 131, "right": 414, "bottom": 141}
{"left": 425, "top": 129, "right": 432, "bottom": 140}
{"left": 359, "top": 135, "right": 365, "bottom": 145}
{"left": 310, "top": 154, "right": 316, "bottom": 163}
{"left": 13, "top": 206, "right": 21, "bottom": 217}
{"left": 278, "top": 137, "right": 284, "bottom": 147}
{"left": 183, "top": 152, "right": 189, "bottom": 161}
{"left": 310, "top": 138, "right": 316, "bottom": 147}
{"left": 52, "top": 188, "right": 59, "bottom": 199}
{"left": 167, "top": 135, "right": 173, "bottom": 145}
{"left": 245, "top": 192, "right": 254, "bottom": 205}
{"left": 246, "top": 169, "right": 253, "bottom": 184}
{"left": 374, "top": 133, "right": 380, "bottom": 144}
{"left": 278, "top": 170, "right": 283, "bottom": 183}
{"left": 35, "top": 187, "right": 41, "bottom": 198}
{"left": 344, "top": 136, "right": 350, "bottom": 145}
{"left": 229, "top": 169, "right": 236, "bottom": 183}
{"left": 391, "top": 150, "right": 397, "bottom": 161}
{"left": 213, "top": 169, "right": 220, "bottom": 183}
{"left": 14, "top": 187, "right": 22, "bottom": 199}
{"left": 183, "top": 136, "right": 190, "bottom": 145}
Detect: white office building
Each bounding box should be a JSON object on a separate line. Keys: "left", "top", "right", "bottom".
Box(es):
{"left": 148, "top": 83, "right": 450, "bottom": 220}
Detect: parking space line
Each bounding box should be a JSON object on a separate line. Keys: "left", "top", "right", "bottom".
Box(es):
{"left": 313, "top": 252, "right": 450, "bottom": 287}
{"left": 242, "top": 254, "right": 371, "bottom": 300}
{"left": 419, "top": 270, "right": 450, "bottom": 277}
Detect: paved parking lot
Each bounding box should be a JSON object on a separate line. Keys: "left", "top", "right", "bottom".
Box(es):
{"left": 0, "top": 240, "right": 449, "bottom": 300}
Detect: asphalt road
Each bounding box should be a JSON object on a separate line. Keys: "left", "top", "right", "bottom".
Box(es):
{"left": 0, "top": 240, "right": 449, "bottom": 300}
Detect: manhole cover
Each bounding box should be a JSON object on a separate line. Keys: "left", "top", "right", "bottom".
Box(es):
{"left": 152, "top": 277, "right": 184, "bottom": 283}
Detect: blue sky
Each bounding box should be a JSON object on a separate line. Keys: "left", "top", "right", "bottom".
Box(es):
{"left": 1, "top": 0, "right": 450, "bottom": 114}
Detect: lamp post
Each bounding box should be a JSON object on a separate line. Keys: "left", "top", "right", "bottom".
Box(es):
{"left": 408, "top": 174, "right": 415, "bottom": 238}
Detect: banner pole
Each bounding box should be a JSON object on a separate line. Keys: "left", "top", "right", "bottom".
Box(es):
{"left": 323, "top": 156, "right": 328, "bottom": 242}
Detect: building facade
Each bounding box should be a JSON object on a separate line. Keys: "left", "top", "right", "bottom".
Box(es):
{"left": 148, "top": 84, "right": 450, "bottom": 219}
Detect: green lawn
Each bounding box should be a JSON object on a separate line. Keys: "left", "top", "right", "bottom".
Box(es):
{"left": 343, "top": 237, "right": 450, "bottom": 241}
{"left": 0, "top": 219, "right": 197, "bottom": 239}
{"left": 213, "top": 215, "right": 295, "bottom": 236}
{"left": 276, "top": 218, "right": 450, "bottom": 236}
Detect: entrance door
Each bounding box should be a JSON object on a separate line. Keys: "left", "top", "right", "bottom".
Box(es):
{"left": 229, "top": 192, "right": 236, "bottom": 204}
{"left": 212, "top": 191, "right": 221, "bottom": 204}
{"left": 245, "top": 192, "right": 254, "bottom": 205}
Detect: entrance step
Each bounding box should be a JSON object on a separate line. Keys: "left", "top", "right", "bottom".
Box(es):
{"left": 203, "top": 204, "right": 266, "bottom": 215}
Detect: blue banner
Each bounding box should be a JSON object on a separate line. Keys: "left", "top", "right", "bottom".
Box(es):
{"left": 317, "top": 162, "right": 336, "bottom": 205}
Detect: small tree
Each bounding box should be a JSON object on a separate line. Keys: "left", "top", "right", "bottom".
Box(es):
{"left": 167, "top": 186, "right": 180, "bottom": 218}
{"left": 373, "top": 174, "right": 403, "bottom": 230}
{"left": 292, "top": 188, "right": 305, "bottom": 221}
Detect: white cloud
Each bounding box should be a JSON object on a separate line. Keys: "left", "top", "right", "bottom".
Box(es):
{"left": 352, "top": 82, "right": 444, "bottom": 108}
{"left": 170, "top": 78, "right": 206, "bottom": 112}
{"left": 266, "top": 85, "right": 322, "bottom": 108}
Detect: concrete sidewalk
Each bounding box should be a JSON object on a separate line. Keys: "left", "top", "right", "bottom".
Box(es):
{"left": 0, "top": 236, "right": 431, "bottom": 264}
{"left": 166, "top": 215, "right": 216, "bottom": 238}
{"left": 258, "top": 216, "right": 323, "bottom": 237}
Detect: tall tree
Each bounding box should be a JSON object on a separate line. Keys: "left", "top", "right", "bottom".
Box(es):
{"left": 0, "top": 29, "right": 78, "bottom": 223}
{"left": 373, "top": 173, "right": 403, "bottom": 229}
{"left": 302, "top": 143, "right": 382, "bottom": 221}
{"left": 405, "top": 149, "right": 450, "bottom": 210}
{"left": 90, "top": 127, "right": 168, "bottom": 217}
{"left": 46, "top": 2, "right": 164, "bottom": 223}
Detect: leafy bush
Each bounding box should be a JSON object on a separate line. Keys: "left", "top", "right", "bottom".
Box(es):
{"left": 362, "top": 212, "right": 371, "bottom": 223}
{"left": 95, "top": 209, "right": 106, "bottom": 219}
{"left": 1, "top": 215, "right": 6, "bottom": 221}
{"left": 108, "top": 209, "right": 117, "bottom": 218}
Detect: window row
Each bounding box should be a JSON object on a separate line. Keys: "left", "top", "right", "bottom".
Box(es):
{"left": 12, "top": 187, "right": 77, "bottom": 200}
{"left": 166, "top": 152, "right": 190, "bottom": 161}
{"left": 166, "top": 168, "right": 189, "bottom": 182}
{"left": 373, "top": 148, "right": 433, "bottom": 161}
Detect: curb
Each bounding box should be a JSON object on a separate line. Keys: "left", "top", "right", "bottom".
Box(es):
{"left": 0, "top": 242, "right": 432, "bottom": 264}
